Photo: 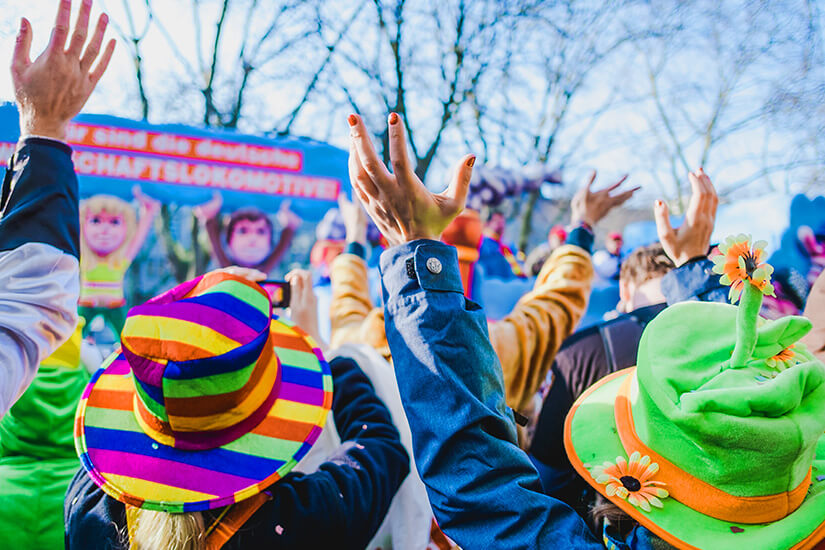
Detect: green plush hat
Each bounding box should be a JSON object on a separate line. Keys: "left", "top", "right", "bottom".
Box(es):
{"left": 564, "top": 235, "right": 825, "bottom": 550}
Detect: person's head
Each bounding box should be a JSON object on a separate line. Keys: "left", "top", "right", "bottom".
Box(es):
{"left": 442, "top": 210, "right": 483, "bottom": 298}
{"left": 80, "top": 195, "right": 137, "bottom": 263}
{"left": 606, "top": 232, "right": 623, "bottom": 256}
{"left": 443, "top": 210, "right": 483, "bottom": 250}
{"left": 548, "top": 225, "right": 567, "bottom": 249}
{"left": 485, "top": 211, "right": 506, "bottom": 238}
{"left": 618, "top": 243, "right": 675, "bottom": 311}
{"left": 74, "top": 271, "right": 334, "bottom": 550}
{"left": 225, "top": 209, "right": 274, "bottom": 266}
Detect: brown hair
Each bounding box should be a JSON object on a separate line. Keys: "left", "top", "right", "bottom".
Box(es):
{"left": 589, "top": 494, "right": 677, "bottom": 549}
{"left": 225, "top": 208, "right": 274, "bottom": 246}
{"left": 619, "top": 243, "right": 675, "bottom": 289}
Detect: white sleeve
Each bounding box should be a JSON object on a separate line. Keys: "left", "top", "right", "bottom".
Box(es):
{"left": 0, "top": 242, "right": 79, "bottom": 416}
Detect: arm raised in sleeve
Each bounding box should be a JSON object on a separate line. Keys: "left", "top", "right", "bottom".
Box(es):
{"left": 380, "top": 240, "right": 601, "bottom": 550}
{"left": 490, "top": 240, "right": 594, "bottom": 413}
{"left": 329, "top": 251, "right": 391, "bottom": 360}
{"left": 0, "top": 139, "right": 80, "bottom": 416}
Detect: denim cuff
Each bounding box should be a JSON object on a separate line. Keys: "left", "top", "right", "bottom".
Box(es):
{"left": 662, "top": 256, "right": 724, "bottom": 304}
{"left": 380, "top": 240, "right": 464, "bottom": 301}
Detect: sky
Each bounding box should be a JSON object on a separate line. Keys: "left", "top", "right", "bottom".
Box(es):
{"left": 0, "top": 0, "right": 822, "bottom": 224}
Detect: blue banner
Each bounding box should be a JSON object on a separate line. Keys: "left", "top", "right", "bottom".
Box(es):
{"left": 0, "top": 103, "right": 350, "bottom": 222}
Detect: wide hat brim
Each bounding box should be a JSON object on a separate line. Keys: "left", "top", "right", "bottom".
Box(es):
{"left": 74, "top": 315, "right": 332, "bottom": 513}
{"left": 564, "top": 368, "right": 825, "bottom": 550}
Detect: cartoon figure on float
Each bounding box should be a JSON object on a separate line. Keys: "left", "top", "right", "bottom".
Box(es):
{"left": 194, "top": 192, "right": 301, "bottom": 274}
{"left": 78, "top": 186, "right": 161, "bottom": 337}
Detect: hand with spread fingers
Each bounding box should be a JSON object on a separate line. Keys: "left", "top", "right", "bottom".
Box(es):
{"left": 193, "top": 192, "right": 223, "bottom": 224}
{"left": 11, "top": 0, "right": 116, "bottom": 141}
{"left": 347, "top": 113, "right": 475, "bottom": 247}
{"left": 654, "top": 167, "right": 719, "bottom": 267}
{"left": 570, "top": 171, "right": 640, "bottom": 228}
{"left": 276, "top": 200, "right": 301, "bottom": 231}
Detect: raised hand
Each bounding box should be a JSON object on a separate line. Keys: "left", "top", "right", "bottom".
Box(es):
{"left": 338, "top": 193, "right": 368, "bottom": 245}
{"left": 570, "top": 171, "right": 639, "bottom": 228}
{"left": 132, "top": 185, "right": 161, "bottom": 216}
{"left": 654, "top": 167, "right": 718, "bottom": 267}
{"left": 276, "top": 200, "right": 301, "bottom": 230}
{"left": 11, "top": 0, "right": 116, "bottom": 141}
{"left": 348, "top": 113, "right": 475, "bottom": 247}
{"left": 285, "top": 269, "right": 326, "bottom": 349}
{"left": 193, "top": 192, "right": 223, "bottom": 223}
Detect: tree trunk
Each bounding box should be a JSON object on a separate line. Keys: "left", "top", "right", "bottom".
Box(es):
{"left": 518, "top": 188, "right": 540, "bottom": 254}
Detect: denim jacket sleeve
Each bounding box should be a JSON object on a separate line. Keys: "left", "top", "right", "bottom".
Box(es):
{"left": 380, "top": 240, "right": 602, "bottom": 550}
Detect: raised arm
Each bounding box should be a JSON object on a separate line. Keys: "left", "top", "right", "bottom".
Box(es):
{"left": 258, "top": 201, "right": 300, "bottom": 273}
{"left": 1, "top": 0, "right": 114, "bottom": 416}
{"left": 491, "top": 171, "right": 638, "bottom": 412}
{"left": 329, "top": 193, "right": 390, "bottom": 358}
{"left": 347, "top": 112, "right": 602, "bottom": 549}
{"left": 123, "top": 185, "right": 161, "bottom": 262}
{"left": 194, "top": 192, "right": 233, "bottom": 268}
{"left": 655, "top": 168, "right": 727, "bottom": 304}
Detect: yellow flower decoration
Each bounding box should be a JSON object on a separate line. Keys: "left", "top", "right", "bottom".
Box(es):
{"left": 589, "top": 451, "right": 669, "bottom": 512}
{"left": 766, "top": 344, "right": 799, "bottom": 371}
{"left": 712, "top": 234, "right": 775, "bottom": 304}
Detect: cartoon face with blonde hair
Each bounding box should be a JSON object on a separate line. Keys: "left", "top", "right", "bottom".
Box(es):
{"left": 80, "top": 195, "right": 137, "bottom": 261}
{"left": 78, "top": 188, "right": 161, "bottom": 314}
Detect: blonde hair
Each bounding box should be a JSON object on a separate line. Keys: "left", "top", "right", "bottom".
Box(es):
{"left": 125, "top": 508, "right": 206, "bottom": 550}
{"left": 79, "top": 195, "right": 138, "bottom": 270}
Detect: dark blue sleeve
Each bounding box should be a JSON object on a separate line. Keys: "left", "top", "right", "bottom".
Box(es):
{"left": 0, "top": 138, "right": 79, "bottom": 258}
{"left": 64, "top": 468, "right": 124, "bottom": 550}
{"left": 661, "top": 257, "right": 727, "bottom": 304}
{"left": 237, "top": 355, "right": 410, "bottom": 548}
{"left": 565, "top": 226, "right": 594, "bottom": 254}
{"left": 379, "top": 240, "right": 602, "bottom": 550}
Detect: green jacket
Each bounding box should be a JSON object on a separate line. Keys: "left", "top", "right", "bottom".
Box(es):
{"left": 0, "top": 364, "right": 89, "bottom": 549}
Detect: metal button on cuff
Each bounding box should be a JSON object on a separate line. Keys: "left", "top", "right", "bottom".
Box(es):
{"left": 426, "top": 257, "right": 442, "bottom": 274}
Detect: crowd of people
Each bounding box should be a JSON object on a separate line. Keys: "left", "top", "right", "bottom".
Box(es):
{"left": 1, "top": 2, "right": 824, "bottom": 549}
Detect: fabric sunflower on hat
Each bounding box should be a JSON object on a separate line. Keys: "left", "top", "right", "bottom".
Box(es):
{"left": 712, "top": 234, "right": 809, "bottom": 372}
{"left": 588, "top": 452, "right": 669, "bottom": 512}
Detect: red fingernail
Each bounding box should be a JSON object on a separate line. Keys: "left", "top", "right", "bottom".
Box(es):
{"left": 19, "top": 18, "right": 26, "bottom": 31}
{"left": 347, "top": 114, "right": 358, "bottom": 127}
{"left": 389, "top": 112, "right": 399, "bottom": 124}
{"left": 466, "top": 156, "right": 476, "bottom": 167}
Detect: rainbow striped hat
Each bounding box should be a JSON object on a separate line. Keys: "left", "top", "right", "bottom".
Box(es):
{"left": 74, "top": 271, "right": 333, "bottom": 513}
